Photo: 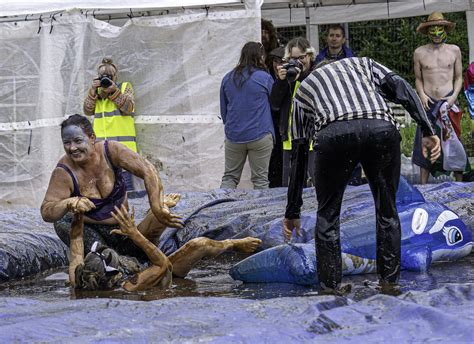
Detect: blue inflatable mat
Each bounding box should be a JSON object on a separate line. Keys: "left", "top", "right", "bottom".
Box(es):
{"left": 0, "top": 179, "right": 472, "bottom": 281}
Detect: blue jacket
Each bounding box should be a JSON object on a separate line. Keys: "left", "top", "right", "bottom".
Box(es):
{"left": 220, "top": 67, "right": 274, "bottom": 143}
{"left": 315, "top": 45, "right": 355, "bottom": 64}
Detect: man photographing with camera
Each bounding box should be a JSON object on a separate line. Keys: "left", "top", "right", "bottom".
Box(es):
{"left": 270, "top": 37, "right": 317, "bottom": 187}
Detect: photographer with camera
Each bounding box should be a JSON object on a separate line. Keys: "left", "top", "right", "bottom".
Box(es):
{"left": 83, "top": 58, "right": 136, "bottom": 153}
{"left": 83, "top": 58, "right": 137, "bottom": 191}
{"left": 270, "top": 37, "right": 317, "bottom": 187}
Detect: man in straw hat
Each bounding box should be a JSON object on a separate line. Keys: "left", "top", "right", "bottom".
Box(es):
{"left": 413, "top": 11, "right": 465, "bottom": 183}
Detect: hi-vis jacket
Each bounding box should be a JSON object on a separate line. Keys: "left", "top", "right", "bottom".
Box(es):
{"left": 283, "top": 81, "right": 312, "bottom": 151}
{"left": 93, "top": 82, "right": 137, "bottom": 152}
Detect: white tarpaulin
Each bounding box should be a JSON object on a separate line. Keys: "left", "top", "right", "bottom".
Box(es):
{"left": 0, "top": 0, "right": 243, "bottom": 17}
{"left": 0, "top": 4, "right": 260, "bottom": 209}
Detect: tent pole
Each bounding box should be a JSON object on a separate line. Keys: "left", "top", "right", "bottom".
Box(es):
{"left": 304, "top": 5, "right": 311, "bottom": 42}
{"left": 310, "top": 24, "right": 319, "bottom": 54}
{"left": 343, "top": 22, "right": 350, "bottom": 48}
{"left": 468, "top": 0, "right": 474, "bottom": 63}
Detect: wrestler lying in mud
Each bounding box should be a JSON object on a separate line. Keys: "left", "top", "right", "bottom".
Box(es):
{"left": 69, "top": 204, "right": 262, "bottom": 291}
{"left": 40, "top": 114, "right": 184, "bottom": 258}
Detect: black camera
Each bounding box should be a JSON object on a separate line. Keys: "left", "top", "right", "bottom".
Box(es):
{"left": 282, "top": 59, "right": 303, "bottom": 82}
{"left": 99, "top": 75, "right": 114, "bottom": 88}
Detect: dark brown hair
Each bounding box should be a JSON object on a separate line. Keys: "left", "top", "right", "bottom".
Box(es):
{"left": 261, "top": 18, "right": 278, "bottom": 52}
{"left": 233, "top": 41, "right": 267, "bottom": 88}
{"left": 61, "top": 114, "right": 94, "bottom": 137}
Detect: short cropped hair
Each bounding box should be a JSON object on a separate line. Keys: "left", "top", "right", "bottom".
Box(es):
{"left": 327, "top": 24, "right": 345, "bottom": 37}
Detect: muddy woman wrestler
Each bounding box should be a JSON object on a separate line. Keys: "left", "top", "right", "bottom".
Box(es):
{"left": 41, "top": 114, "right": 183, "bottom": 259}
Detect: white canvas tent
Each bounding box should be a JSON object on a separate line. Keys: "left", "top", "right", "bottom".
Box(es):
{"left": 0, "top": 0, "right": 472, "bottom": 210}
{"left": 0, "top": 0, "right": 261, "bottom": 209}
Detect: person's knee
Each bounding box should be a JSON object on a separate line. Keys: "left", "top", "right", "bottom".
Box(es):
{"left": 187, "top": 237, "right": 210, "bottom": 248}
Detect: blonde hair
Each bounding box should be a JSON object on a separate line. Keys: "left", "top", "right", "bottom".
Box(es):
{"left": 98, "top": 57, "right": 118, "bottom": 77}
{"left": 284, "top": 37, "right": 316, "bottom": 61}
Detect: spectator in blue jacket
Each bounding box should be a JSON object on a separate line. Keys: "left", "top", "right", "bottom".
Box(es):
{"left": 315, "top": 24, "right": 355, "bottom": 65}
{"left": 220, "top": 42, "right": 275, "bottom": 189}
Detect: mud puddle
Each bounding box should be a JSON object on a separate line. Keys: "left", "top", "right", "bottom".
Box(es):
{"left": 1, "top": 252, "right": 472, "bottom": 302}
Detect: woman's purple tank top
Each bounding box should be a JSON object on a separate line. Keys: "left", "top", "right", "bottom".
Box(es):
{"left": 57, "top": 140, "right": 127, "bottom": 221}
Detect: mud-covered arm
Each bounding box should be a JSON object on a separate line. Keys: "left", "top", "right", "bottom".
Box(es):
{"left": 285, "top": 138, "right": 309, "bottom": 219}
{"left": 69, "top": 213, "right": 84, "bottom": 288}
{"left": 40, "top": 168, "right": 95, "bottom": 222}
{"left": 124, "top": 231, "right": 171, "bottom": 291}
{"left": 379, "top": 73, "right": 435, "bottom": 137}
{"left": 111, "top": 205, "right": 172, "bottom": 291}
{"left": 107, "top": 141, "right": 183, "bottom": 228}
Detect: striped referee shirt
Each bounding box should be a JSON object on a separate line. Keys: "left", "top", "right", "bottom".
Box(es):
{"left": 291, "top": 57, "right": 400, "bottom": 141}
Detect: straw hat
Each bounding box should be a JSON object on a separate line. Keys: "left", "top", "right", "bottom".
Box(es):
{"left": 416, "top": 12, "right": 455, "bottom": 35}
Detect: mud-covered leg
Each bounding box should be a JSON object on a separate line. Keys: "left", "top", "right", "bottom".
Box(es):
{"left": 169, "top": 237, "right": 261, "bottom": 278}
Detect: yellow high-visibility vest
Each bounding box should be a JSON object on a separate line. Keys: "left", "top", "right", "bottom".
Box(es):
{"left": 283, "top": 81, "right": 313, "bottom": 151}
{"left": 93, "top": 82, "right": 137, "bottom": 152}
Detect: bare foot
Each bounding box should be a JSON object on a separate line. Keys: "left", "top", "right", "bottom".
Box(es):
{"left": 232, "top": 237, "right": 262, "bottom": 253}
{"left": 164, "top": 193, "right": 181, "bottom": 208}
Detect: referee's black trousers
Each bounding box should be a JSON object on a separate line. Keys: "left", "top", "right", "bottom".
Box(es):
{"left": 313, "top": 119, "right": 401, "bottom": 289}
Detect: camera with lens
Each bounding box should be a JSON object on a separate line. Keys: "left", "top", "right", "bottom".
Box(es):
{"left": 99, "top": 75, "right": 114, "bottom": 88}
{"left": 282, "top": 59, "right": 303, "bottom": 82}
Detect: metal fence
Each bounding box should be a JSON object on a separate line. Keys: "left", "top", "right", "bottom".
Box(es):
{"left": 276, "top": 12, "right": 468, "bottom": 85}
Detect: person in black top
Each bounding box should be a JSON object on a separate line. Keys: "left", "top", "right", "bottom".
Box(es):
{"left": 270, "top": 37, "right": 317, "bottom": 187}
{"left": 267, "top": 47, "right": 285, "bottom": 187}
{"left": 283, "top": 57, "right": 441, "bottom": 294}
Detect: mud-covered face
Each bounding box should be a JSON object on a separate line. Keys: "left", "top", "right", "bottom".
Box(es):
{"left": 77, "top": 244, "right": 122, "bottom": 290}
{"left": 428, "top": 25, "right": 447, "bottom": 44}
{"left": 61, "top": 125, "right": 94, "bottom": 163}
